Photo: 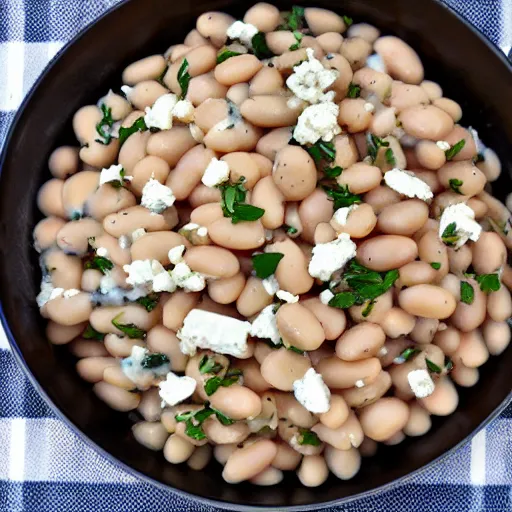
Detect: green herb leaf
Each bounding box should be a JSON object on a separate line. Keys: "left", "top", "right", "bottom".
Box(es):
{"left": 426, "top": 358, "right": 442, "bottom": 374}
{"left": 82, "top": 324, "right": 105, "bottom": 341}
{"left": 441, "top": 222, "right": 459, "bottom": 247}
{"left": 460, "top": 281, "right": 474, "bottom": 305}
{"left": 231, "top": 203, "right": 265, "bottom": 223}
{"left": 177, "top": 407, "right": 217, "bottom": 441}
{"left": 324, "top": 166, "right": 343, "bottom": 179}
{"left": 252, "top": 253, "right": 284, "bottom": 279}
{"left": 361, "top": 300, "right": 375, "bottom": 318}
{"left": 225, "top": 367, "right": 243, "bottom": 378}
{"left": 322, "top": 184, "right": 362, "bottom": 210}
{"left": 177, "top": 58, "right": 191, "bottom": 99}
{"left": 219, "top": 178, "right": 264, "bottom": 223}
{"left": 140, "top": 353, "right": 170, "bottom": 369}
{"left": 307, "top": 141, "right": 336, "bottom": 163}
{"left": 280, "top": 5, "right": 306, "bottom": 31}
{"left": 212, "top": 407, "right": 235, "bottom": 426}
{"left": 286, "top": 225, "right": 298, "bottom": 235}
{"left": 175, "top": 410, "right": 196, "bottom": 422}
{"left": 385, "top": 148, "right": 396, "bottom": 165}
{"left": 198, "top": 355, "right": 224, "bottom": 375}
{"left": 445, "top": 356, "right": 454, "bottom": 372}
{"left": 329, "top": 291, "right": 356, "bottom": 309}
{"left": 288, "top": 345, "right": 305, "bottom": 355}
{"left": 347, "top": 82, "right": 361, "bottom": 98}
{"left": 343, "top": 15, "right": 353, "bottom": 27}
{"left": 430, "top": 262, "right": 441, "bottom": 270}
{"left": 449, "top": 178, "right": 464, "bottom": 194}
{"left": 216, "top": 47, "right": 241, "bottom": 64}
{"left": 70, "top": 212, "right": 82, "bottom": 221}
{"left": 204, "top": 375, "right": 240, "bottom": 396}
{"left": 475, "top": 273, "right": 501, "bottom": 293}
{"left": 445, "top": 139, "right": 466, "bottom": 161}
{"left": 112, "top": 314, "right": 146, "bottom": 339}
{"left": 156, "top": 65, "right": 168, "bottom": 86}
{"left": 84, "top": 256, "right": 114, "bottom": 275}
{"left": 251, "top": 32, "right": 274, "bottom": 59}
{"left": 95, "top": 104, "right": 114, "bottom": 145}
{"left": 400, "top": 347, "right": 421, "bottom": 361}
{"left": 298, "top": 428, "right": 321, "bottom": 446}
{"left": 366, "top": 133, "right": 389, "bottom": 163}
{"left": 118, "top": 117, "right": 147, "bottom": 146}
{"left": 289, "top": 30, "right": 304, "bottom": 51}
{"left": 136, "top": 293, "right": 160, "bottom": 312}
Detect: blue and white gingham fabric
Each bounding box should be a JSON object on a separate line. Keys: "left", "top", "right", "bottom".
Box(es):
{"left": 0, "top": 1, "right": 511, "bottom": 511}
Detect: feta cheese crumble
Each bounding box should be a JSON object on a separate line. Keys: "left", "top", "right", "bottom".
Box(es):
{"left": 308, "top": 233, "right": 357, "bottom": 282}
{"left": 49, "top": 288, "right": 65, "bottom": 301}
{"left": 250, "top": 305, "right": 281, "bottom": 345}
{"left": 123, "top": 259, "right": 163, "bottom": 287}
{"left": 96, "top": 247, "right": 108, "bottom": 257}
{"left": 121, "top": 346, "right": 170, "bottom": 390}
{"left": 384, "top": 168, "right": 434, "bottom": 202}
{"left": 364, "top": 102, "right": 375, "bottom": 112}
{"left": 168, "top": 245, "right": 186, "bottom": 265}
{"left": 286, "top": 48, "right": 338, "bottom": 104}
{"left": 121, "top": 85, "right": 134, "bottom": 101}
{"left": 407, "top": 368, "right": 435, "bottom": 398}
{"left": 178, "top": 309, "right": 252, "bottom": 358}
{"left": 63, "top": 289, "right": 80, "bottom": 298}
{"left": 355, "top": 379, "right": 365, "bottom": 388}
{"left": 36, "top": 279, "right": 55, "bottom": 308}
{"left": 141, "top": 179, "right": 176, "bottom": 214}
{"left": 436, "top": 140, "right": 451, "bottom": 151}
{"left": 202, "top": 158, "right": 230, "bottom": 187}
{"left": 99, "top": 164, "right": 133, "bottom": 187}
{"left": 171, "top": 262, "right": 206, "bottom": 292}
{"left": 152, "top": 271, "right": 176, "bottom": 293}
{"left": 159, "top": 372, "right": 197, "bottom": 407}
{"left": 226, "top": 20, "right": 259, "bottom": 47}
{"left": 438, "top": 203, "right": 482, "bottom": 249}
{"left": 276, "top": 290, "right": 299, "bottom": 303}
{"left": 144, "top": 94, "right": 178, "bottom": 130}
{"left": 293, "top": 102, "right": 341, "bottom": 145}
{"left": 172, "top": 99, "right": 195, "bottom": 123}
{"left": 319, "top": 289, "right": 335, "bottom": 305}
{"left": 293, "top": 368, "right": 331, "bottom": 414}
{"left": 262, "top": 275, "right": 280, "bottom": 296}
{"left": 333, "top": 204, "right": 359, "bottom": 226}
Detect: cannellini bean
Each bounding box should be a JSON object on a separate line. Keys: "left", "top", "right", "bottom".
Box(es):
{"left": 420, "top": 80, "right": 443, "bottom": 100}
{"left": 487, "top": 286, "right": 512, "bottom": 322}
{"left": 68, "top": 338, "right": 109, "bottom": 358}
{"left": 453, "top": 330, "right": 489, "bottom": 368}
{"left": 184, "top": 246, "right": 240, "bottom": 278}
{"left": 472, "top": 232, "right": 507, "bottom": 275}
{"left": 163, "top": 291, "right": 200, "bottom": 332}
{"left": 214, "top": 444, "right": 238, "bottom": 466}
{"left": 251, "top": 176, "right": 286, "bottom": 230}
{"left": 223, "top": 440, "right": 277, "bottom": 483}
{"left": 90, "top": 304, "right": 160, "bottom": 335}
{"left": 137, "top": 388, "right": 162, "bottom": 422}
{"left": 377, "top": 200, "right": 429, "bottom": 236}
{"left": 208, "top": 218, "right": 265, "bottom": 250}
{"left": 336, "top": 162, "right": 382, "bottom": 194}
{"left": 163, "top": 434, "right": 195, "bottom": 464}
{"left": 46, "top": 292, "right": 93, "bottom": 326}
{"left": 275, "top": 393, "right": 316, "bottom": 429}
{"left": 340, "top": 37, "right": 372, "bottom": 71}
{"left": 403, "top": 403, "right": 432, "bottom": 437}
{"left": 104, "top": 334, "right": 144, "bottom": 358}
{"left": 146, "top": 126, "right": 197, "bottom": 167}
{"left": 222, "top": 152, "right": 261, "bottom": 190}
{"left": 260, "top": 348, "right": 311, "bottom": 391}
{"left": 250, "top": 466, "right": 283, "bottom": 486}
{"left": 93, "top": 381, "right": 140, "bottom": 411}
{"left": 299, "top": 188, "right": 334, "bottom": 243}
{"left": 363, "top": 186, "right": 401, "bottom": 214}
{"left": 312, "top": 410, "right": 364, "bottom": 450}
{"left": 395, "top": 261, "right": 438, "bottom": 289}
{"left": 438, "top": 161, "right": 486, "bottom": 197}
{"left": 103, "top": 205, "right": 178, "bottom": 237}
{"left": 132, "top": 421, "right": 169, "bottom": 451}
{"left": 188, "top": 72, "right": 229, "bottom": 106}
{"left": 399, "top": 284, "right": 456, "bottom": 319}
{"left": 374, "top": 36, "right": 424, "bottom": 84}
{"left": 415, "top": 140, "right": 447, "bottom": 170}
{"left": 123, "top": 55, "right": 166, "bottom": 85}
{"left": 447, "top": 244, "right": 472, "bottom": 274}
{"left": 451, "top": 363, "right": 479, "bottom": 387}
{"left": 46, "top": 321, "right": 86, "bottom": 345}
{"left": 399, "top": 105, "right": 454, "bottom": 140}
{"left": 338, "top": 98, "right": 373, "bottom": 133}
{"left": 56, "top": 218, "right": 103, "bottom": 256}
{"left": 433, "top": 326, "right": 461, "bottom": 356}
{"left": 33, "top": 217, "right": 67, "bottom": 252}
{"left": 44, "top": 249, "right": 83, "bottom": 289}
{"left": 297, "top": 455, "right": 329, "bottom": 487}
{"left": 349, "top": 289, "right": 393, "bottom": 324}
{"left": 335, "top": 322, "right": 386, "bottom": 361}
{"left": 244, "top": 3, "right": 280, "bottom": 32}
{"left": 48, "top": 146, "right": 80, "bottom": 179}
{"left": 330, "top": 203, "right": 377, "bottom": 238}
{"left": 316, "top": 356, "right": 381, "bottom": 389}
{"left": 118, "top": 131, "right": 150, "bottom": 174}
{"left": 272, "top": 441, "right": 303, "bottom": 471}
{"left": 207, "top": 272, "right": 246, "bottom": 305}
{"left": 379, "top": 308, "right": 416, "bottom": 339}
{"left": 240, "top": 96, "right": 305, "bottom": 128}
{"left": 146, "top": 325, "right": 188, "bottom": 372}
{"left": 388, "top": 81, "right": 429, "bottom": 112}
{"left": 357, "top": 235, "right": 418, "bottom": 271}
{"left": 187, "top": 444, "right": 213, "bottom": 471}
{"left": 196, "top": 12, "right": 235, "bottom": 47}
{"left": 202, "top": 417, "right": 251, "bottom": 445}
{"left": 325, "top": 446, "right": 361, "bottom": 480}
{"left": 215, "top": 54, "right": 263, "bottom": 86}
{"left": 61, "top": 171, "right": 100, "bottom": 219}
{"left": 301, "top": 297, "right": 347, "bottom": 341}
{"left": 87, "top": 185, "right": 137, "bottom": 222}
{"left": 255, "top": 127, "right": 292, "bottom": 161}
{"left": 450, "top": 278, "right": 486, "bottom": 332}
{"left": 410, "top": 317, "right": 439, "bottom": 344}
{"left": 130, "top": 231, "right": 189, "bottom": 265}
{"left": 359, "top": 397, "right": 410, "bottom": 441}
{"left": 209, "top": 385, "right": 262, "bottom": 420}
{"left": 276, "top": 303, "right": 325, "bottom": 351}
{"left": 433, "top": 97, "right": 462, "bottom": 122}
{"left": 341, "top": 370, "right": 392, "bottom": 408}
{"left": 419, "top": 377, "right": 458, "bottom": 416}
{"left": 477, "top": 147, "right": 502, "bottom": 182}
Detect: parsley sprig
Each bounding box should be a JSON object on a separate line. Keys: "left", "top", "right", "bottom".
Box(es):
{"left": 82, "top": 324, "right": 105, "bottom": 341}
{"left": 289, "top": 30, "right": 303, "bottom": 51}
{"left": 252, "top": 253, "right": 284, "bottom": 279}
{"left": 449, "top": 178, "right": 464, "bottom": 194}
{"left": 140, "top": 353, "right": 169, "bottom": 369}
{"left": 445, "top": 139, "right": 466, "bottom": 161}
{"left": 84, "top": 255, "right": 114, "bottom": 275}
{"left": 297, "top": 428, "right": 321, "bottom": 446}
{"left": 95, "top": 104, "right": 115, "bottom": 145}
{"left": 136, "top": 293, "right": 160, "bottom": 312}
{"left": 279, "top": 5, "right": 307, "bottom": 31}
{"left": 216, "top": 47, "right": 241, "bottom": 64}
{"left": 219, "top": 177, "right": 265, "bottom": 224}
{"left": 460, "top": 281, "right": 474, "bottom": 305}
{"left": 441, "top": 222, "right": 459, "bottom": 247}
{"left": 347, "top": 83, "right": 361, "bottom": 98}
{"left": 475, "top": 273, "right": 501, "bottom": 293}
{"left": 176, "top": 405, "right": 234, "bottom": 440}
{"left": 366, "top": 133, "right": 389, "bottom": 163}
{"left": 307, "top": 140, "right": 335, "bottom": 163}
{"left": 251, "top": 32, "right": 274, "bottom": 59}
{"left": 198, "top": 355, "right": 224, "bottom": 375}
{"left": 204, "top": 373, "right": 241, "bottom": 396}
{"left": 322, "top": 184, "right": 362, "bottom": 211}
{"left": 177, "top": 59, "right": 191, "bottom": 99}
{"left": 112, "top": 314, "right": 146, "bottom": 339}
{"left": 118, "top": 117, "right": 147, "bottom": 146}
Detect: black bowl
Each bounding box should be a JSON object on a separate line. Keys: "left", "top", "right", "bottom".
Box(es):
{"left": 0, "top": 0, "right": 511, "bottom": 509}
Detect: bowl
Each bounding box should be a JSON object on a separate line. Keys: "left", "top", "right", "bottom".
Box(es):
{"left": 0, "top": 0, "right": 511, "bottom": 509}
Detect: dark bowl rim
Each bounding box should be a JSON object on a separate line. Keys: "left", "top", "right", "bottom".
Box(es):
{"left": 0, "top": 0, "right": 511, "bottom": 509}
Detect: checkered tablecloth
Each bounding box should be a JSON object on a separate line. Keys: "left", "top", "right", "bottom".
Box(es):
{"left": 0, "top": 1, "right": 511, "bottom": 511}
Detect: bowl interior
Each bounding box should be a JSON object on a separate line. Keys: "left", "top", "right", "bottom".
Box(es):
{"left": 0, "top": 0, "right": 511, "bottom": 509}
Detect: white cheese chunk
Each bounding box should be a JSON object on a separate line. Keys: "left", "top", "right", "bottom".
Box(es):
{"left": 144, "top": 93, "right": 178, "bottom": 130}
{"left": 262, "top": 275, "right": 280, "bottom": 296}
{"left": 96, "top": 247, "right": 108, "bottom": 257}
{"left": 49, "top": 288, "right": 64, "bottom": 301}
{"left": 355, "top": 379, "right": 365, "bottom": 388}
{"left": 293, "top": 368, "right": 331, "bottom": 414}
{"left": 168, "top": 245, "right": 186, "bottom": 265}
{"left": 276, "top": 290, "right": 299, "bottom": 303}
{"left": 99, "top": 164, "right": 132, "bottom": 187}
{"left": 436, "top": 140, "right": 451, "bottom": 151}
{"left": 364, "top": 102, "right": 375, "bottom": 112}
{"left": 202, "top": 157, "right": 230, "bottom": 187}
{"left": 319, "top": 289, "right": 334, "bottom": 305}
{"left": 293, "top": 102, "right": 341, "bottom": 145}
{"left": 384, "top": 168, "right": 434, "bottom": 202}
{"left": 121, "top": 85, "right": 134, "bottom": 101}
{"left": 171, "top": 262, "right": 206, "bottom": 292}
{"left": 250, "top": 305, "right": 281, "bottom": 345}
{"left": 178, "top": 309, "right": 252, "bottom": 358}
{"left": 407, "top": 368, "right": 435, "bottom": 398}
{"left": 158, "top": 372, "right": 197, "bottom": 406}
{"left": 152, "top": 271, "right": 176, "bottom": 293}
{"left": 438, "top": 203, "right": 482, "bottom": 249}
{"left": 172, "top": 99, "right": 195, "bottom": 123}
{"left": 99, "top": 275, "right": 117, "bottom": 295}
{"left": 63, "top": 289, "right": 80, "bottom": 298}
{"left": 226, "top": 20, "right": 259, "bottom": 47}
{"left": 141, "top": 179, "right": 175, "bottom": 214}
{"left": 121, "top": 346, "right": 170, "bottom": 391}
{"left": 286, "top": 48, "right": 338, "bottom": 104}
{"left": 333, "top": 204, "right": 359, "bottom": 226}
{"left": 308, "top": 233, "right": 357, "bottom": 282}
{"left": 36, "top": 279, "right": 55, "bottom": 308}
{"left": 123, "top": 260, "right": 158, "bottom": 287}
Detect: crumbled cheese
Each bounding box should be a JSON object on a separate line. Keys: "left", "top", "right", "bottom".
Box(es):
{"left": 226, "top": 20, "right": 259, "bottom": 47}
{"left": 293, "top": 102, "right": 341, "bottom": 145}
{"left": 99, "top": 164, "right": 132, "bottom": 187}
{"left": 276, "top": 290, "right": 299, "bottom": 303}
{"left": 121, "top": 85, "right": 134, "bottom": 101}
{"left": 438, "top": 203, "right": 482, "bottom": 249}
{"left": 286, "top": 48, "right": 338, "bottom": 104}
{"left": 99, "top": 275, "right": 117, "bottom": 295}
{"left": 364, "top": 102, "right": 375, "bottom": 112}
{"left": 355, "top": 379, "right": 365, "bottom": 388}
{"left": 202, "top": 158, "right": 230, "bottom": 187}
{"left": 366, "top": 53, "right": 387, "bottom": 73}
{"left": 49, "top": 288, "right": 64, "bottom": 301}
{"left": 436, "top": 140, "right": 451, "bottom": 151}
{"left": 36, "top": 279, "right": 55, "bottom": 308}
{"left": 262, "top": 275, "right": 280, "bottom": 296}
{"left": 178, "top": 309, "right": 252, "bottom": 358}
{"left": 144, "top": 93, "right": 178, "bottom": 130}
{"left": 197, "top": 226, "right": 208, "bottom": 237}
{"left": 407, "top": 369, "right": 435, "bottom": 398}
{"left": 250, "top": 305, "right": 281, "bottom": 345}
{"left": 152, "top": 271, "right": 176, "bottom": 293}
{"left": 319, "top": 289, "right": 335, "bottom": 305}
{"left": 384, "top": 168, "right": 434, "bottom": 202}
{"left": 123, "top": 260, "right": 158, "bottom": 287}
{"left": 141, "top": 179, "right": 176, "bottom": 214}
{"left": 293, "top": 368, "right": 331, "bottom": 414}
{"left": 172, "top": 99, "right": 195, "bottom": 123}
{"left": 333, "top": 204, "right": 359, "bottom": 226}
{"left": 181, "top": 222, "right": 200, "bottom": 231}
{"left": 171, "top": 262, "right": 206, "bottom": 292}
{"left": 131, "top": 228, "right": 147, "bottom": 242}
{"left": 96, "top": 247, "right": 108, "bottom": 257}
{"left": 63, "top": 289, "right": 80, "bottom": 299}
{"left": 159, "top": 372, "right": 197, "bottom": 407}
{"left": 168, "top": 245, "right": 186, "bottom": 265}
{"left": 121, "top": 346, "right": 170, "bottom": 390}
{"left": 308, "top": 233, "right": 357, "bottom": 282}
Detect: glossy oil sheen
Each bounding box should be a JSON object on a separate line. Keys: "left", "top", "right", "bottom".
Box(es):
{"left": 0, "top": 0, "right": 511, "bottom": 509}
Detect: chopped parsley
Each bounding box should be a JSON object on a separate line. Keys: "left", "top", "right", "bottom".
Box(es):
{"left": 211, "top": 407, "right": 234, "bottom": 426}
{"left": 361, "top": 300, "right": 375, "bottom": 318}
{"left": 343, "top": 15, "right": 353, "bottom": 27}
{"left": 118, "top": 117, "right": 147, "bottom": 146}
{"left": 82, "top": 324, "right": 105, "bottom": 341}
{"left": 445, "top": 139, "right": 466, "bottom": 161}
{"left": 251, "top": 32, "right": 274, "bottom": 59}
{"left": 84, "top": 255, "right": 114, "bottom": 275}
{"left": 177, "top": 59, "right": 191, "bottom": 99}
{"left": 95, "top": 104, "right": 114, "bottom": 145}
{"left": 140, "top": 353, "right": 169, "bottom": 369}
{"left": 204, "top": 374, "right": 240, "bottom": 396}
{"left": 176, "top": 406, "right": 234, "bottom": 440}
{"left": 400, "top": 347, "right": 421, "bottom": 361}
{"left": 252, "top": 252, "right": 284, "bottom": 279}
{"left": 297, "top": 428, "right": 321, "bottom": 446}
{"left": 440, "top": 222, "right": 459, "bottom": 247}
{"left": 475, "top": 273, "right": 501, "bottom": 293}
{"left": 346, "top": 83, "right": 361, "bottom": 98}
{"left": 198, "top": 355, "right": 224, "bottom": 375}
{"left": 425, "top": 358, "right": 442, "bottom": 374}
{"left": 449, "top": 178, "right": 464, "bottom": 194}
{"left": 286, "top": 225, "right": 298, "bottom": 235}
{"left": 322, "top": 184, "right": 362, "bottom": 210}
{"left": 430, "top": 262, "right": 441, "bottom": 270}
{"left": 324, "top": 166, "right": 343, "bottom": 179}
{"left": 445, "top": 357, "right": 454, "bottom": 372}
{"left": 136, "top": 293, "right": 160, "bottom": 312}
{"left": 288, "top": 345, "right": 305, "bottom": 355}
{"left": 385, "top": 148, "right": 396, "bottom": 166}
{"left": 307, "top": 140, "right": 335, "bottom": 163}
{"left": 279, "top": 5, "right": 307, "bottom": 31}
{"left": 111, "top": 314, "right": 146, "bottom": 339}
{"left": 289, "top": 30, "right": 303, "bottom": 51}
{"left": 219, "top": 177, "right": 265, "bottom": 224}
{"left": 216, "top": 47, "right": 241, "bottom": 64}
{"left": 460, "top": 281, "right": 474, "bottom": 305}
{"left": 366, "top": 133, "right": 389, "bottom": 163}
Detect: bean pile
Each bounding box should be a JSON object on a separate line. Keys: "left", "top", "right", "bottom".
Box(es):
{"left": 34, "top": 3, "right": 512, "bottom": 487}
